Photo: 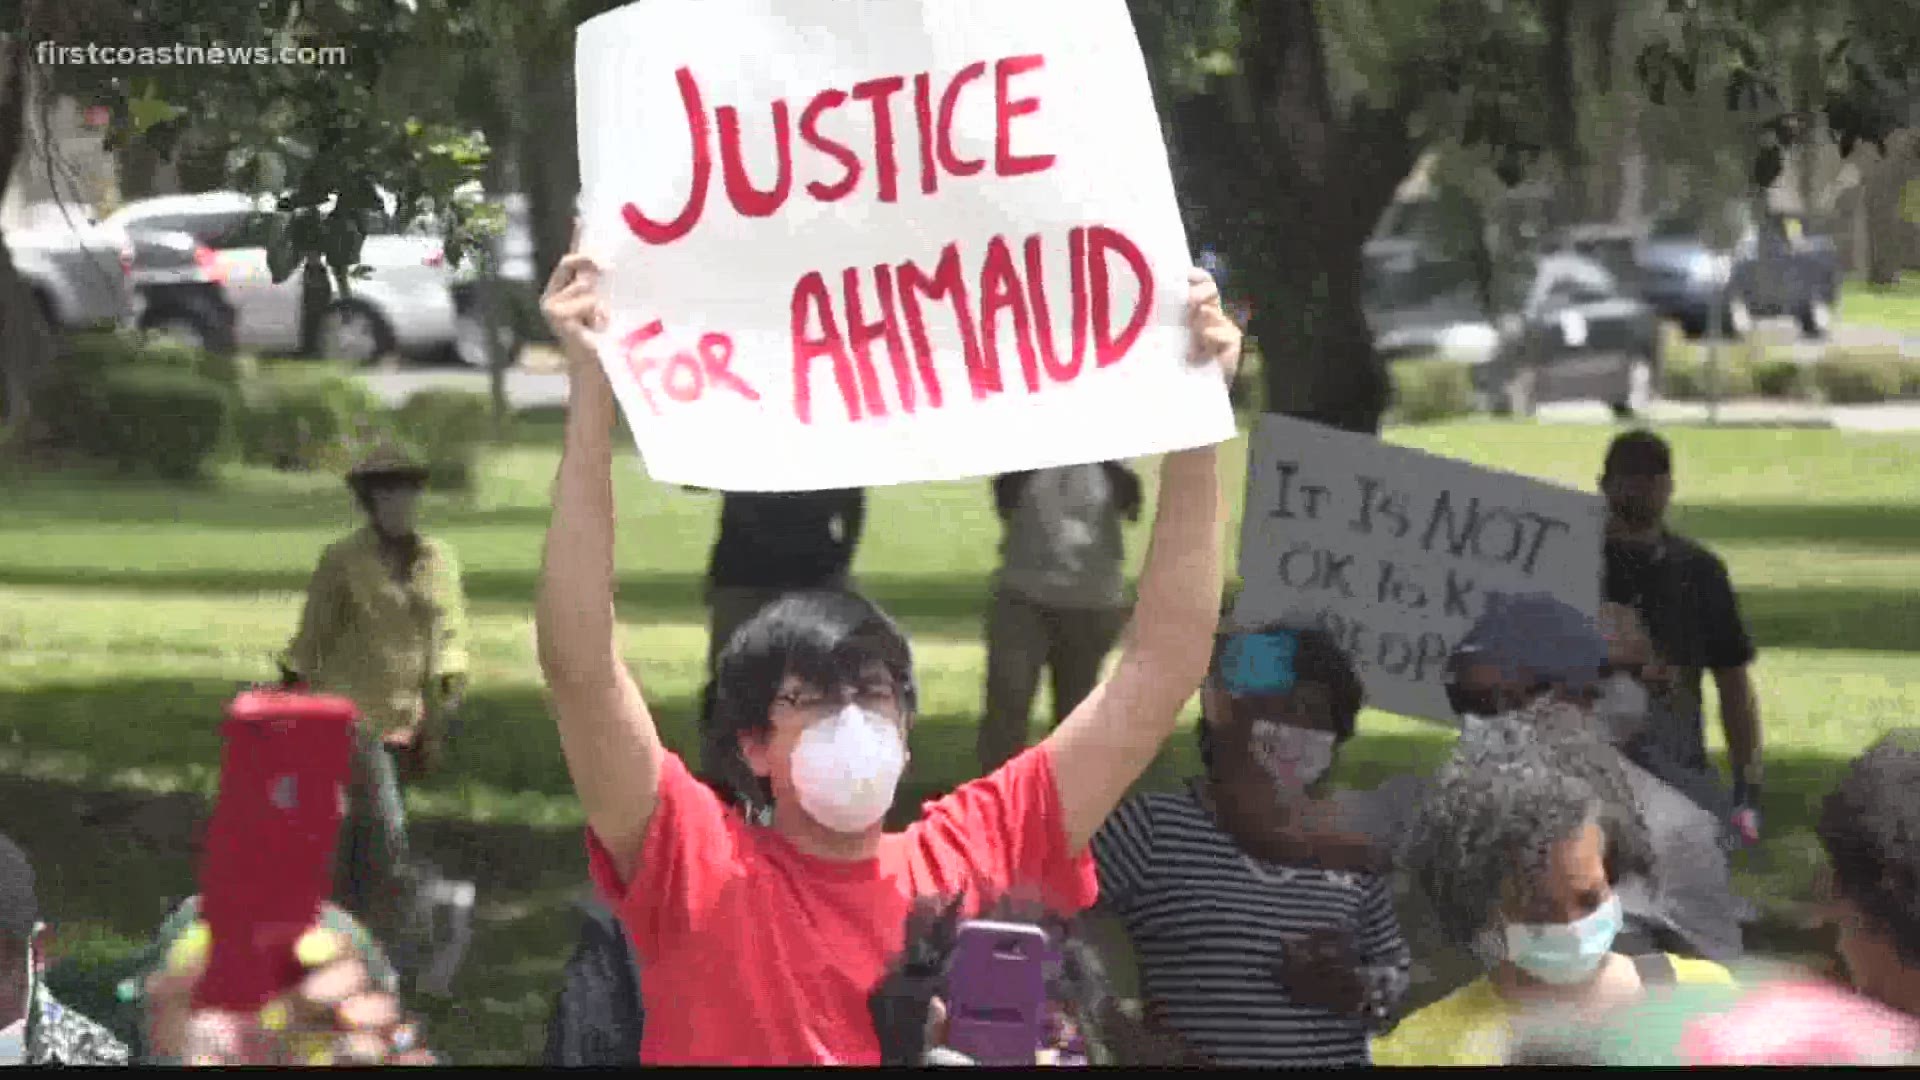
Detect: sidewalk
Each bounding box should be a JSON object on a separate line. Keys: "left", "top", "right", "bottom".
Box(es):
{"left": 1535, "top": 399, "right": 1920, "bottom": 432}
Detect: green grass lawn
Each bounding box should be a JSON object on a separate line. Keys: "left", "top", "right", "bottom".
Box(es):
{"left": 3, "top": 416, "right": 1918, "bottom": 1060}
{"left": 1842, "top": 274, "right": 1920, "bottom": 334}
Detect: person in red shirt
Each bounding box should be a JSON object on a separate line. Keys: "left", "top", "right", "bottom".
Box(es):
{"left": 534, "top": 227, "right": 1241, "bottom": 1065}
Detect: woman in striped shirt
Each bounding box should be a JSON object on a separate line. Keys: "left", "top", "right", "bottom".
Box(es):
{"left": 1090, "top": 621, "right": 1410, "bottom": 1066}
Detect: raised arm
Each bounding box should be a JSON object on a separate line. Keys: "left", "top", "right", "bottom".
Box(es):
{"left": 1042, "top": 270, "right": 1239, "bottom": 854}
{"left": 535, "top": 235, "right": 664, "bottom": 881}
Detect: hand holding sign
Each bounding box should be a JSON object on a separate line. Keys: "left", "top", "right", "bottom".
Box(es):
{"left": 574, "top": 0, "right": 1236, "bottom": 491}
{"left": 541, "top": 223, "right": 612, "bottom": 388}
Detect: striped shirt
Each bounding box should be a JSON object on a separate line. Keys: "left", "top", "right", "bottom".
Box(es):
{"left": 1093, "top": 783, "right": 1411, "bottom": 1066}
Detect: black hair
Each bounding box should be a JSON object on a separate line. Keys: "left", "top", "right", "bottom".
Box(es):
{"left": 1196, "top": 621, "right": 1365, "bottom": 775}
{"left": 703, "top": 590, "right": 918, "bottom": 812}
{"left": 1602, "top": 429, "right": 1672, "bottom": 478}
{"left": 1818, "top": 730, "right": 1920, "bottom": 968}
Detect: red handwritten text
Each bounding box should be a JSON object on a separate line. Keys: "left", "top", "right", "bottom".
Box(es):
{"left": 622, "top": 321, "right": 761, "bottom": 414}
{"left": 621, "top": 55, "right": 1056, "bottom": 246}
{"left": 790, "top": 223, "right": 1151, "bottom": 425}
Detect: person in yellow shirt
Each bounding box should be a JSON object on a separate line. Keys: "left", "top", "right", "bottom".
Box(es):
{"left": 1371, "top": 707, "right": 1734, "bottom": 1066}
{"left": 279, "top": 444, "right": 471, "bottom": 980}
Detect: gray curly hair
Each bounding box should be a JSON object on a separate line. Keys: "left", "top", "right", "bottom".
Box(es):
{"left": 1406, "top": 699, "right": 1655, "bottom": 955}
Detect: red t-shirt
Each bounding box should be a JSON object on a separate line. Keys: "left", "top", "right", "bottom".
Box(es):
{"left": 585, "top": 744, "right": 1097, "bottom": 1065}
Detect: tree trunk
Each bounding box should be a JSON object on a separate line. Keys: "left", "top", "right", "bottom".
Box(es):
{"left": 1541, "top": 0, "right": 1586, "bottom": 226}
{"left": 516, "top": 27, "right": 579, "bottom": 299}
{"left": 1231, "top": 1, "right": 1409, "bottom": 433}
{"left": 0, "top": 37, "right": 55, "bottom": 439}
{"left": 1863, "top": 136, "right": 1911, "bottom": 287}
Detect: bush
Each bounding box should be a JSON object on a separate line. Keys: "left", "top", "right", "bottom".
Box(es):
{"left": 1390, "top": 358, "right": 1476, "bottom": 425}
{"left": 1749, "top": 356, "right": 1811, "bottom": 400}
{"left": 1662, "top": 347, "right": 1756, "bottom": 401}
{"left": 238, "top": 370, "right": 390, "bottom": 472}
{"left": 90, "top": 367, "right": 236, "bottom": 479}
{"left": 1813, "top": 351, "right": 1904, "bottom": 405}
{"left": 393, "top": 388, "right": 496, "bottom": 490}
{"left": 1899, "top": 357, "right": 1920, "bottom": 399}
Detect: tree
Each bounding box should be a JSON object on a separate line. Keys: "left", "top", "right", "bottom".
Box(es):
{"left": 1135, "top": 0, "right": 1920, "bottom": 434}
{"left": 0, "top": 0, "right": 495, "bottom": 435}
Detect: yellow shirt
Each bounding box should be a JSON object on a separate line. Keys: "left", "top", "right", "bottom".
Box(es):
{"left": 1370, "top": 954, "right": 1735, "bottom": 1066}
{"left": 281, "top": 527, "right": 470, "bottom": 736}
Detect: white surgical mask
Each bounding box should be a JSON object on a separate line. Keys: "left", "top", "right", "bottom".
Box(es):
{"left": 789, "top": 703, "right": 906, "bottom": 835}
{"left": 1593, "top": 674, "right": 1650, "bottom": 745}
{"left": 1249, "top": 721, "right": 1337, "bottom": 790}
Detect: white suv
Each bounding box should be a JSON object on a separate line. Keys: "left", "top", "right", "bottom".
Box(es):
{"left": 108, "top": 191, "right": 458, "bottom": 363}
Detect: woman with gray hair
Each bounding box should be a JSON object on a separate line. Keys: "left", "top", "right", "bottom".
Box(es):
{"left": 1370, "top": 706, "right": 1735, "bottom": 1065}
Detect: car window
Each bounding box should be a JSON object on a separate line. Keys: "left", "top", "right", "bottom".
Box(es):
{"left": 207, "top": 213, "right": 273, "bottom": 250}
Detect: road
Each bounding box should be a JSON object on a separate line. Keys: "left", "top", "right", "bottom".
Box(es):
{"left": 359, "top": 330, "right": 1920, "bottom": 429}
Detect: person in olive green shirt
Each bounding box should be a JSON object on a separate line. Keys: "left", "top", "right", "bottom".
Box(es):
{"left": 279, "top": 444, "right": 470, "bottom": 978}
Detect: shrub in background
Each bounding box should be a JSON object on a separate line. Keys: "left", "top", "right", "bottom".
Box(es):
{"left": 92, "top": 367, "right": 236, "bottom": 480}
{"left": 1390, "top": 358, "right": 1476, "bottom": 424}
{"left": 237, "top": 369, "right": 389, "bottom": 472}
{"left": 1813, "top": 350, "right": 1904, "bottom": 405}
{"left": 392, "top": 388, "right": 496, "bottom": 491}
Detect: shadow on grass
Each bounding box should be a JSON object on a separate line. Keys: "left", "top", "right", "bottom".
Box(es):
{"left": 0, "top": 567, "right": 1002, "bottom": 638}
{"left": 1677, "top": 502, "right": 1920, "bottom": 554}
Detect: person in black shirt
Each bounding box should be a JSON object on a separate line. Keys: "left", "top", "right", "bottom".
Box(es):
{"left": 1598, "top": 430, "right": 1764, "bottom": 840}
{"left": 696, "top": 490, "right": 866, "bottom": 795}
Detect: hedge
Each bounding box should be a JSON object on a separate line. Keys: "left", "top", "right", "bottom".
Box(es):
{"left": 392, "top": 388, "right": 495, "bottom": 491}
{"left": 80, "top": 367, "right": 237, "bottom": 479}
{"left": 1390, "top": 358, "right": 1477, "bottom": 425}
{"left": 237, "top": 369, "right": 390, "bottom": 472}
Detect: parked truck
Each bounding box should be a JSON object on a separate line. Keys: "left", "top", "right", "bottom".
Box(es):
{"left": 1636, "top": 202, "right": 1842, "bottom": 340}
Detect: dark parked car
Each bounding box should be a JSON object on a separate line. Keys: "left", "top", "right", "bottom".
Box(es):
{"left": 1472, "top": 252, "right": 1664, "bottom": 418}
{"left": 1364, "top": 242, "right": 1663, "bottom": 418}
{"left": 1636, "top": 204, "right": 1841, "bottom": 340}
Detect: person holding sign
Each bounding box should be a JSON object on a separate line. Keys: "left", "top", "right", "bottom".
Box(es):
{"left": 977, "top": 462, "right": 1142, "bottom": 771}
{"left": 1091, "top": 619, "right": 1410, "bottom": 1066}
{"left": 534, "top": 229, "right": 1239, "bottom": 1064}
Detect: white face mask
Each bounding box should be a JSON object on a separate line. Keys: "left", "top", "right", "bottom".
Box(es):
{"left": 1249, "top": 721, "right": 1337, "bottom": 790}
{"left": 788, "top": 703, "right": 907, "bottom": 835}
{"left": 1593, "top": 674, "right": 1650, "bottom": 745}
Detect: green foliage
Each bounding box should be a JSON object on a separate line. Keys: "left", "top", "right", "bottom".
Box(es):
{"left": 92, "top": 368, "right": 237, "bottom": 481}
{"left": 132, "top": 336, "right": 259, "bottom": 388}
{"left": 1812, "top": 351, "right": 1906, "bottom": 404}
{"left": 1663, "top": 347, "right": 1758, "bottom": 400}
{"left": 393, "top": 389, "right": 496, "bottom": 491}
{"left": 1749, "top": 356, "right": 1812, "bottom": 400}
{"left": 237, "top": 370, "right": 390, "bottom": 473}
{"left": 1390, "top": 358, "right": 1477, "bottom": 424}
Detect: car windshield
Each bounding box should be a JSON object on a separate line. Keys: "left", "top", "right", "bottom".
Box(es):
{"left": 1363, "top": 251, "right": 1479, "bottom": 310}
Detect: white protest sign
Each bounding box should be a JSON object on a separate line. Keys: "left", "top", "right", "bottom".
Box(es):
{"left": 1235, "top": 415, "right": 1605, "bottom": 723}
{"left": 574, "top": 0, "right": 1234, "bottom": 492}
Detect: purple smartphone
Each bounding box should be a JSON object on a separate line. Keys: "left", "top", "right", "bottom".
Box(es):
{"left": 944, "top": 919, "right": 1052, "bottom": 1065}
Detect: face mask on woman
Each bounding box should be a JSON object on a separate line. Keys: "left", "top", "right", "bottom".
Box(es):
{"left": 789, "top": 703, "right": 907, "bottom": 834}
{"left": 1503, "top": 894, "right": 1624, "bottom": 985}
{"left": 1249, "top": 720, "right": 1337, "bottom": 791}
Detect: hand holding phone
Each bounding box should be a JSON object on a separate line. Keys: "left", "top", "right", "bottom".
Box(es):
{"left": 942, "top": 920, "right": 1051, "bottom": 1065}
{"left": 193, "top": 689, "right": 359, "bottom": 1015}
